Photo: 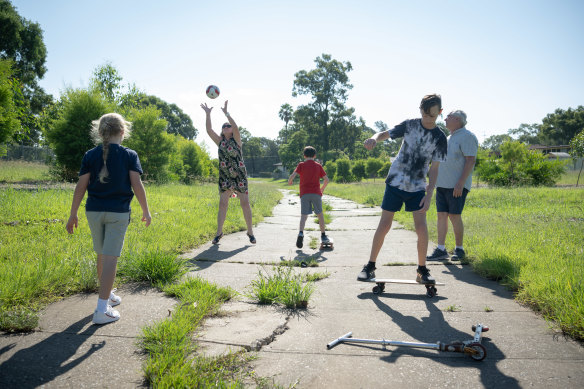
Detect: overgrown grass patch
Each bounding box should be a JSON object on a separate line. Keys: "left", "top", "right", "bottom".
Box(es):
{"left": 0, "top": 182, "right": 282, "bottom": 331}
{"left": 0, "top": 160, "right": 50, "bottom": 183}
{"left": 246, "top": 266, "right": 316, "bottom": 309}
{"left": 138, "top": 276, "right": 258, "bottom": 387}
{"left": 325, "top": 182, "right": 584, "bottom": 340}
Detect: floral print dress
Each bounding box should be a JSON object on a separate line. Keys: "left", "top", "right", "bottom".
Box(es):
{"left": 218, "top": 135, "right": 248, "bottom": 194}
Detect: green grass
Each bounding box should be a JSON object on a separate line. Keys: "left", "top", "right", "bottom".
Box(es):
{"left": 0, "top": 160, "right": 51, "bottom": 183}
{"left": 139, "top": 276, "right": 260, "bottom": 387}
{"left": 246, "top": 266, "right": 316, "bottom": 309}
{"left": 557, "top": 169, "right": 583, "bottom": 186}
{"left": 324, "top": 181, "right": 584, "bottom": 340}
{"left": 0, "top": 182, "right": 282, "bottom": 331}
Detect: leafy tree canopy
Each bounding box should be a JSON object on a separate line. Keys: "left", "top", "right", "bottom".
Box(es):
{"left": 540, "top": 106, "right": 584, "bottom": 145}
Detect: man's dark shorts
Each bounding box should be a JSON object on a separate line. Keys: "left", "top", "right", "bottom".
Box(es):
{"left": 381, "top": 185, "right": 425, "bottom": 212}
{"left": 436, "top": 187, "right": 469, "bottom": 215}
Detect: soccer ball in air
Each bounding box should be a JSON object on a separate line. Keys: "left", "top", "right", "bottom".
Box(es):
{"left": 206, "top": 85, "right": 220, "bottom": 99}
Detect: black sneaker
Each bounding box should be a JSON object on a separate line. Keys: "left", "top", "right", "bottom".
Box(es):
{"left": 321, "top": 234, "right": 329, "bottom": 243}
{"left": 426, "top": 247, "right": 449, "bottom": 261}
{"left": 451, "top": 248, "right": 465, "bottom": 261}
{"left": 357, "top": 263, "right": 376, "bottom": 281}
{"left": 416, "top": 267, "right": 435, "bottom": 284}
{"left": 296, "top": 235, "right": 304, "bottom": 248}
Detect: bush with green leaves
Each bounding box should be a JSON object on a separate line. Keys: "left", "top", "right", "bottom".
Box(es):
{"left": 125, "top": 106, "right": 175, "bottom": 182}
{"left": 377, "top": 161, "right": 392, "bottom": 179}
{"left": 365, "top": 157, "right": 383, "bottom": 180}
{"left": 324, "top": 160, "right": 336, "bottom": 180}
{"left": 476, "top": 140, "right": 565, "bottom": 186}
{"left": 334, "top": 159, "right": 353, "bottom": 182}
{"left": 44, "top": 89, "right": 113, "bottom": 181}
{"left": 351, "top": 160, "right": 366, "bottom": 181}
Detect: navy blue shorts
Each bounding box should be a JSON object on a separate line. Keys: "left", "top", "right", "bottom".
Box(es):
{"left": 436, "top": 187, "right": 469, "bottom": 214}
{"left": 381, "top": 185, "right": 425, "bottom": 212}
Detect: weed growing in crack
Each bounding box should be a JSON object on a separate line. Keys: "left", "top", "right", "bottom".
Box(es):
{"left": 246, "top": 266, "right": 316, "bottom": 309}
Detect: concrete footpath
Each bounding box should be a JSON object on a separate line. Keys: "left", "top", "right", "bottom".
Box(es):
{"left": 1, "top": 190, "right": 583, "bottom": 388}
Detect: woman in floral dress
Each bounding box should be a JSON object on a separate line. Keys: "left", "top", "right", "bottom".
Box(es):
{"left": 201, "top": 100, "right": 256, "bottom": 244}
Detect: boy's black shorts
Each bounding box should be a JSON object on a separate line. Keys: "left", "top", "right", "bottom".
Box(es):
{"left": 436, "top": 187, "right": 469, "bottom": 215}
{"left": 381, "top": 184, "right": 425, "bottom": 212}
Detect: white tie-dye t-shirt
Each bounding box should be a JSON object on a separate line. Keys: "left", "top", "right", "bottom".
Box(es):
{"left": 384, "top": 119, "right": 448, "bottom": 192}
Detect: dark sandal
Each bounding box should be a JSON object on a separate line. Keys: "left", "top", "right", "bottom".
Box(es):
{"left": 212, "top": 233, "right": 223, "bottom": 245}
{"left": 247, "top": 233, "right": 256, "bottom": 244}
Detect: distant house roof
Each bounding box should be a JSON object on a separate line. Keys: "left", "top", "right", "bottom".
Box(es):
{"left": 529, "top": 144, "right": 570, "bottom": 150}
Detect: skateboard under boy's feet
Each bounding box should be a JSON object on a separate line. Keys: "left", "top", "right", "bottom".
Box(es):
{"left": 320, "top": 236, "right": 334, "bottom": 250}
{"left": 365, "top": 278, "right": 445, "bottom": 298}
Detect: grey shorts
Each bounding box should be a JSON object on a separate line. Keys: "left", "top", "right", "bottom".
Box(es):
{"left": 86, "top": 211, "right": 130, "bottom": 257}
{"left": 300, "top": 193, "right": 323, "bottom": 215}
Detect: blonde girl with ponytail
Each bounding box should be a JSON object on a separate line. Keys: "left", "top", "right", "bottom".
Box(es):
{"left": 66, "top": 113, "right": 151, "bottom": 325}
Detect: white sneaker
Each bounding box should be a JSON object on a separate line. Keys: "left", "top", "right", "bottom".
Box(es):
{"left": 109, "top": 289, "right": 121, "bottom": 307}
{"left": 93, "top": 306, "right": 120, "bottom": 325}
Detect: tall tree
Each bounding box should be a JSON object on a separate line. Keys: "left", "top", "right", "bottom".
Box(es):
{"left": 0, "top": 0, "right": 51, "bottom": 145}
{"left": 0, "top": 59, "right": 19, "bottom": 144}
{"left": 507, "top": 123, "right": 542, "bottom": 145}
{"left": 279, "top": 103, "right": 293, "bottom": 131}
{"left": 90, "top": 62, "right": 123, "bottom": 102}
{"left": 482, "top": 134, "right": 512, "bottom": 152}
{"left": 540, "top": 106, "right": 584, "bottom": 145}
{"left": 88, "top": 63, "right": 198, "bottom": 140}
{"left": 291, "top": 54, "right": 355, "bottom": 159}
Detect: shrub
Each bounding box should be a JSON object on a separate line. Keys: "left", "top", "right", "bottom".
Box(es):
{"left": 377, "top": 161, "right": 392, "bottom": 179}
{"left": 476, "top": 141, "right": 565, "bottom": 186}
{"left": 45, "top": 89, "right": 113, "bottom": 181}
{"left": 334, "top": 159, "right": 353, "bottom": 182}
{"left": 324, "top": 160, "right": 336, "bottom": 180}
{"left": 365, "top": 157, "right": 383, "bottom": 180}
{"left": 125, "top": 106, "right": 175, "bottom": 182}
{"left": 351, "top": 160, "right": 366, "bottom": 181}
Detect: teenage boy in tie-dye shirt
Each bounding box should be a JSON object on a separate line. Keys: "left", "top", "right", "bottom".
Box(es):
{"left": 358, "top": 94, "right": 447, "bottom": 284}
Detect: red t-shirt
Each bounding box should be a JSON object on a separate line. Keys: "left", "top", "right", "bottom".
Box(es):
{"left": 295, "top": 159, "right": 326, "bottom": 196}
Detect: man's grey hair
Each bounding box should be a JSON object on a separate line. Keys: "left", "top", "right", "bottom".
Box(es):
{"left": 449, "top": 110, "right": 467, "bottom": 126}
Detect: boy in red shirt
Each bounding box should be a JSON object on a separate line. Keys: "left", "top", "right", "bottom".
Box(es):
{"left": 288, "top": 146, "right": 330, "bottom": 248}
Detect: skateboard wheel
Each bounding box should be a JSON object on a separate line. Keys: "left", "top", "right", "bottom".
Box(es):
{"left": 465, "top": 343, "right": 487, "bottom": 361}
{"left": 425, "top": 286, "right": 436, "bottom": 298}
{"left": 372, "top": 285, "right": 381, "bottom": 294}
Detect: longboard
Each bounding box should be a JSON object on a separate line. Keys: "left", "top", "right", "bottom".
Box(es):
{"left": 366, "top": 278, "right": 445, "bottom": 297}
{"left": 320, "top": 238, "right": 334, "bottom": 250}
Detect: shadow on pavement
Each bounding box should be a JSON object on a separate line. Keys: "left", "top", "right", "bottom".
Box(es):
{"left": 187, "top": 244, "right": 251, "bottom": 270}
{"left": 354, "top": 293, "right": 519, "bottom": 388}
{"left": 0, "top": 315, "right": 105, "bottom": 388}
{"left": 438, "top": 263, "right": 515, "bottom": 300}
{"left": 279, "top": 250, "right": 329, "bottom": 264}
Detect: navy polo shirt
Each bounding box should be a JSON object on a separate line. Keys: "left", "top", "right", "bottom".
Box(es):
{"left": 79, "top": 144, "right": 143, "bottom": 213}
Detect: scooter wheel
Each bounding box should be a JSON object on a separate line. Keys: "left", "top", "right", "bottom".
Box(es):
{"left": 465, "top": 343, "right": 487, "bottom": 361}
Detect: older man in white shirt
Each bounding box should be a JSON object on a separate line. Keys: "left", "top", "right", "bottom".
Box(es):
{"left": 427, "top": 110, "right": 478, "bottom": 261}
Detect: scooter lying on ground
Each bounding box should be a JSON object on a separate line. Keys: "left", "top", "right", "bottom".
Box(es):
{"left": 327, "top": 323, "right": 489, "bottom": 361}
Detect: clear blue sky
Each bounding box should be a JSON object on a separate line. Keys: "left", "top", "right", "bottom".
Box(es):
{"left": 11, "top": 0, "right": 584, "bottom": 156}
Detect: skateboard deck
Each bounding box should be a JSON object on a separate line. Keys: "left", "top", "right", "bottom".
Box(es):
{"left": 366, "top": 278, "right": 445, "bottom": 297}
{"left": 320, "top": 238, "right": 334, "bottom": 250}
